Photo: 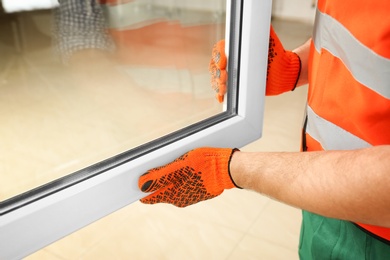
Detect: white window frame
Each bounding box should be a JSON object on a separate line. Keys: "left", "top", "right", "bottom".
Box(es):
{"left": 0, "top": 0, "right": 272, "bottom": 258}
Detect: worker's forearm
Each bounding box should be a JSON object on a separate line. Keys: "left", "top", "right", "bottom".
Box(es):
{"left": 293, "top": 39, "right": 311, "bottom": 87}
{"left": 230, "top": 145, "right": 390, "bottom": 227}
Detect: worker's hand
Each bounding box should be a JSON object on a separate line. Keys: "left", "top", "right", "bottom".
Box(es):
{"left": 266, "top": 25, "right": 301, "bottom": 95}
{"left": 209, "top": 40, "right": 227, "bottom": 103}
{"left": 208, "top": 26, "right": 301, "bottom": 101}
{"left": 138, "top": 147, "right": 239, "bottom": 208}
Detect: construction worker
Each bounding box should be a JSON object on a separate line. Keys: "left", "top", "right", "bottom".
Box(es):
{"left": 138, "top": 0, "right": 390, "bottom": 258}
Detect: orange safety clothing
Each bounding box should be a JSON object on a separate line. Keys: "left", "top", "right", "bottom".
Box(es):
{"left": 305, "top": 0, "right": 390, "bottom": 242}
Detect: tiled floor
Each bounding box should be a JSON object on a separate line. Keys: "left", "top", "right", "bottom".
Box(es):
{"left": 1, "top": 3, "right": 313, "bottom": 259}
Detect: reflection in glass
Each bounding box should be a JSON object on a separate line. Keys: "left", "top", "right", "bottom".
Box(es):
{"left": 0, "top": 0, "right": 226, "bottom": 201}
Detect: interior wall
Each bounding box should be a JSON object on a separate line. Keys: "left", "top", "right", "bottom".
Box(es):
{"left": 149, "top": 0, "right": 226, "bottom": 12}
{"left": 272, "top": 0, "right": 316, "bottom": 23}
{"left": 150, "top": 0, "right": 316, "bottom": 23}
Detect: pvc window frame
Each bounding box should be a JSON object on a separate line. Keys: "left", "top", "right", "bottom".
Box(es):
{"left": 0, "top": 0, "right": 272, "bottom": 258}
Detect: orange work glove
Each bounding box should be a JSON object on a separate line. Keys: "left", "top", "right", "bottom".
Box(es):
{"left": 209, "top": 25, "right": 301, "bottom": 102}
{"left": 266, "top": 25, "right": 301, "bottom": 95}
{"left": 138, "top": 147, "right": 239, "bottom": 208}
{"left": 209, "top": 40, "right": 227, "bottom": 103}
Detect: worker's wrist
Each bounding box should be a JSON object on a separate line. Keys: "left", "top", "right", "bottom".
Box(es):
{"left": 229, "top": 150, "right": 247, "bottom": 189}
{"left": 291, "top": 39, "right": 311, "bottom": 87}
{"left": 227, "top": 149, "right": 242, "bottom": 189}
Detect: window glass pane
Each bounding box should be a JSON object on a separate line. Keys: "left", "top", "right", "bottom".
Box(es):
{"left": 0, "top": 0, "right": 226, "bottom": 201}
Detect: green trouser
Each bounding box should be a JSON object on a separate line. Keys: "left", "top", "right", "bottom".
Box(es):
{"left": 299, "top": 211, "right": 390, "bottom": 259}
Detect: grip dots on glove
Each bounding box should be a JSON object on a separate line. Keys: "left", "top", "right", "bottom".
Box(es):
{"left": 138, "top": 148, "right": 238, "bottom": 208}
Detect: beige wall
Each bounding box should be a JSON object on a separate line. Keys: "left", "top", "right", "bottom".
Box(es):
{"left": 149, "top": 0, "right": 226, "bottom": 12}
{"left": 272, "top": 0, "right": 316, "bottom": 23}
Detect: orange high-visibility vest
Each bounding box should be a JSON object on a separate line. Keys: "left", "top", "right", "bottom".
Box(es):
{"left": 305, "top": 0, "right": 390, "bottom": 242}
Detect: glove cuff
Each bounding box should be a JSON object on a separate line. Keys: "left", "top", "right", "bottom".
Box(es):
{"left": 227, "top": 148, "right": 242, "bottom": 189}
{"left": 266, "top": 50, "right": 301, "bottom": 96}
{"left": 208, "top": 148, "right": 241, "bottom": 190}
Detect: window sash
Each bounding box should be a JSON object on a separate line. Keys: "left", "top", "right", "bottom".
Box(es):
{"left": 0, "top": 0, "right": 272, "bottom": 258}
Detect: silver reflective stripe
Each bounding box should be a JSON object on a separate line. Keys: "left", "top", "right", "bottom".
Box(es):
{"left": 306, "top": 106, "right": 371, "bottom": 150}
{"left": 313, "top": 9, "right": 390, "bottom": 99}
